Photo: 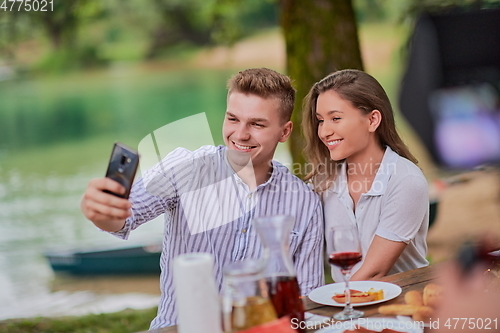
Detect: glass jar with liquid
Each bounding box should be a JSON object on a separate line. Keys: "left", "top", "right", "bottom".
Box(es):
{"left": 221, "top": 259, "right": 277, "bottom": 332}
{"left": 253, "top": 215, "right": 305, "bottom": 333}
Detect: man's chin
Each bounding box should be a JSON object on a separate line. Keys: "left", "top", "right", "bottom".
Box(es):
{"left": 227, "top": 149, "right": 253, "bottom": 169}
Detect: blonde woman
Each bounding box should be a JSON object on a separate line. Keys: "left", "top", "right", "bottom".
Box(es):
{"left": 302, "top": 69, "right": 428, "bottom": 282}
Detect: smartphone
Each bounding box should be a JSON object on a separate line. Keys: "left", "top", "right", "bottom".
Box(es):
{"left": 104, "top": 142, "right": 140, "bottom": 199}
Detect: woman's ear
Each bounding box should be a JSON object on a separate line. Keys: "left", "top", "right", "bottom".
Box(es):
{"left": 368, "top": 110, "right": 382, "bottom": 133}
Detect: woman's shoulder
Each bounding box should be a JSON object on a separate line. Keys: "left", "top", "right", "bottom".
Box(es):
{"left": 387, "top": 155, "right": 428, "bottom": 191}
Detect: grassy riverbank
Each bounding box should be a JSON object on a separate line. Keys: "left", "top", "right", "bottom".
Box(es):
{"left": 0, "top": 307, "right": 157, "bottom": 333}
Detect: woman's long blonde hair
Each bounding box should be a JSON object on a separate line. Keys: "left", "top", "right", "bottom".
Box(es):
{"left": 302, "top": 69, "right": 418, "bottom": 192}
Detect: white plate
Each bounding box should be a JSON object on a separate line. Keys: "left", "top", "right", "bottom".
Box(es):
{"left": 308, "top": 280, "right": 402, "bottom": 307}
{"left": 315, "top": 317, "right": 424, "bottom": 333}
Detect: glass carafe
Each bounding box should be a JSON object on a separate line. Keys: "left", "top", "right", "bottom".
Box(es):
{"left": 253, "top": 215, "right": 305, "bottom": 332}
{"left": 221, "top": 259, "right": 277, "bottom": 333}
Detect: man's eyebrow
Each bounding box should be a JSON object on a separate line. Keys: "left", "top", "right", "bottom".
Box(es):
{"left": 226, "top": 112, "right": 269, "bottom": 123}
{"left": 248, "top": 117, "right": 269, "bottom": 123}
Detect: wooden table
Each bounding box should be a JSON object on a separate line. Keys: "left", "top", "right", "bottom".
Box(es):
{"left": 146, "top": 264, "right": 439, "bottom": 333}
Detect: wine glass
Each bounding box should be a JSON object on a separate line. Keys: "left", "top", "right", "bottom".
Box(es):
{"left": 327, "top": 225, "right": 364, "bottom": 320}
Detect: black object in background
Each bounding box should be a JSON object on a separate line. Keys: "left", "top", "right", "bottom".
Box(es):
{"left": 457, "top": 240, "right": 500, "bottom": 276}
{"left": 399, "top": 8, "right": 500, "bottom": 169}
{"left": 104, "top": 142, "right": 139, "bottom": 199}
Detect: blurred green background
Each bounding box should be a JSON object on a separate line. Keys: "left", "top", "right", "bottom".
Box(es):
{"left": 1, "top": 0, "right": 496, "bottom": 330}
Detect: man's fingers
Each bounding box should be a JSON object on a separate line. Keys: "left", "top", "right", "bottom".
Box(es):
{"left": 84, "top": 180, "right": 131, "bottom": 209}
{"left": 85, "top": 199, "right": 131, "bottom": 221}
{"left": 81, "top": 178, "right": 132, "bottom": 223}
{"left": 89, "top": 178, "right": 127, "bottom": 196}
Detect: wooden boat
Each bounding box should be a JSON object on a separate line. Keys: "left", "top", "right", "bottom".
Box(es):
{"left": 45, "top": 243, "right": 162, "bottom": 275}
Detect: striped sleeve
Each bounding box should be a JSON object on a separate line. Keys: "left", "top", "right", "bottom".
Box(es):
{"left": 293, "top": 198, "right": 324, "bottom": 295}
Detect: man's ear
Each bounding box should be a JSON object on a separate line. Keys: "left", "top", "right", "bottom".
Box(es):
{"left": 368, "top": 110, "right": 382, "bottom": 133}
{"left": 279, "top": 121, "right": 293, "bottom": 143}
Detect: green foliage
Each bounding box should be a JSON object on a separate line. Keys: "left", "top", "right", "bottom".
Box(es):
{"left": 0, "top": 0, "right": 280, "bottom": 71}
{"left": 400, "top": 0, "right": 500, "bottom": 23}
{"left": 209, "top": 0, "right": 277, "bottom": 46}
{"left": 0, "top": 308, "right": 158, "bottom": 333}
{"left": 353, "top": 0, "right": 416, "bottom": 23}
{"left": 36, "top": 44, "right": 109, "bottom": 73}
{"left": 354, "top": 0, "right": 388, "bottom": 22}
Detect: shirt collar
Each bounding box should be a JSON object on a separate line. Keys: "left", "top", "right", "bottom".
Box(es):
{"left": 365, "top": 146, "right": 398, "bottom": 196}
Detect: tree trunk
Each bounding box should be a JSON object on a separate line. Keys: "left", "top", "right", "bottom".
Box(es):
{"left": 279, "top": 0, "right": 364, "bottom": 178}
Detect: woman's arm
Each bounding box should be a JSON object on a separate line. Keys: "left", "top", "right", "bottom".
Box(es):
{"left": 351, "top": 235, "right": 407, "bottom": 280}
{"left": 352, "top": 171, "right": 429, "bottom": 280}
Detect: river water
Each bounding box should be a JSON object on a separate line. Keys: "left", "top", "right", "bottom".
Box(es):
{"left": 0, "top": 66, "right": 240, "bottom": 320}
{"left": 0, "top": 147, "right": 165, "bottom": 320}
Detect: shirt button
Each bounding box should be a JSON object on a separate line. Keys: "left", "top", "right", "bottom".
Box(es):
{"left": 241, "top": 229, "right": 247, "bottom": 233}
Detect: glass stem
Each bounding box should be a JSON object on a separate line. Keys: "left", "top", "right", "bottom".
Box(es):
{"left": 343, "top": 269, "right": 353, "bottom": 314}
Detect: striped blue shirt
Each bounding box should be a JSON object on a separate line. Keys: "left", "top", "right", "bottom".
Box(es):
{"left": 111, "top": 145, "right": 324, "bottom": 328}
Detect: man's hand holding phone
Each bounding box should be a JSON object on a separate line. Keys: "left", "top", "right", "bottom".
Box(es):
{"left": 81, "top": 143, "right": 139, "bottom": 232}
{"left": 81, "top": 177, "right": 132, "bottom": 232}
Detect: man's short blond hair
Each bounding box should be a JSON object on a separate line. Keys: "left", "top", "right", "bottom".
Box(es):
{"left": 227, "top": 68, "right": 296, "bottom": 123}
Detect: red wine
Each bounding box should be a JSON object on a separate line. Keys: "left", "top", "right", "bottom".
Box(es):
{"left": 329, "top": 252, "right": 362, "bottom": 270}
{"left": 266, "top": 276, "right": 305, "bottom": 333}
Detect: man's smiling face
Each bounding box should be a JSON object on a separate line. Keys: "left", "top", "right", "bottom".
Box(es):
{"left": 223, "top": 92, "right": 292, "bottom": 172}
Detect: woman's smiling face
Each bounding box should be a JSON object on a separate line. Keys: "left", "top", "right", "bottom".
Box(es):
{"left": 315, "top": 90, "right": 376, "bottom": 162}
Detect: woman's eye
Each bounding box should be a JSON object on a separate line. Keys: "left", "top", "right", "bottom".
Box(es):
{"left": 317, "top": 119, "right": 324, "bottom": 124}
{"left": 332, "top": 117, "right": 341, "bottom": 121}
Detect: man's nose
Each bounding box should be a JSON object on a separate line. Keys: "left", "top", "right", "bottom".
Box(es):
{"left": 234, "top": 124, "right": 251, "bottom": 141}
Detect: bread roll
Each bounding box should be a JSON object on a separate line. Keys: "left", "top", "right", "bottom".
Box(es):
{"left": 404, "top": 290, "right": 423, "bottom": 306}
{"left": 423, "top": 283, "right": 443, "bottom": 308}
{"left": 412, "top": 306, "right": 434, "bottom": 322}
{"left": 378, "top": 304, "right": 421, "bottom": 316}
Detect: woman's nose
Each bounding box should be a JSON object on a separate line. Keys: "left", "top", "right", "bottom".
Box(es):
{"left": 318, "top": 122, "right": 333, "bottom": 139}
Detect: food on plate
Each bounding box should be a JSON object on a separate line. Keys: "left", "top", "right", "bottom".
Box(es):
{"left": 332, "top": 290, "right": 374, "bottom": 303}
{"left": 404, "top": 290, "right": 423, "bottom": 306}
{"left": 423, "top": 283, "right": 443, "bottom": 308}
{"left": 412, "top": 305, "right": 434, "bottom": 322}
{"left": 332, "top": 288, "right": 384, "bottom": 303}
{"left": 378, "top": 283, "right": 443, "bottom": 322}
{"left": 367, "top": 288, "right": 385, "bottom": 301}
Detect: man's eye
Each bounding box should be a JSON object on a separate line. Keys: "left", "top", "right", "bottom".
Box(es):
{"left": 228, "top": 117, "right": 237, "bottom": 121}
{"left": 254, "top": 123, "right": 264, "bottom": 127}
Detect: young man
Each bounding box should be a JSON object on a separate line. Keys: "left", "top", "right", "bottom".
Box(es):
{"left": 80, "top": 68, "right": 324, "bottom": 328}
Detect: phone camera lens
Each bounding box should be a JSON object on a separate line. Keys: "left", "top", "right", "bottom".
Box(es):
{"left": 118, "top": 167, "right": 124, "bottom": 173}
